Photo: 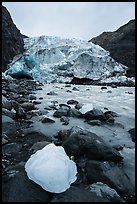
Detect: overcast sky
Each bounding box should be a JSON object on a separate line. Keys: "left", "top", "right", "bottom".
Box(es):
{"left": 2, "top": 2, "right": 135, "bottom": 40}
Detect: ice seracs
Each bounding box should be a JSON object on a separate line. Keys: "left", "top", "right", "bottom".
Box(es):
{"left": 25, "top": 143, "right": 77, "bottom": 193}
{"left": 4, "top": 35, "right": 129, "bottom": 83}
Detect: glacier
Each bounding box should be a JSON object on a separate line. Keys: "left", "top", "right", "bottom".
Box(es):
{"left": 4, "top": 35, "right": 134, "bottom": 84}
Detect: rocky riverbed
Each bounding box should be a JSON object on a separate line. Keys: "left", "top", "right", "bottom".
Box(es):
{"left": 2, "top": 77, "right": 135, "bottom": 202}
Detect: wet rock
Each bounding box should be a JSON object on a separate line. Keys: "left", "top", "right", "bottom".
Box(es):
{"left": 21, "top": 102, "right": 38, "bottom": 112}
{"left": 47, "top": 91, "right": 57, "bottom": 95}
{"left": 89, "top": 182, "right": 123, "bottom": 202}
{"left": 128, "top": 128, "right": 135, "bottom": 142}
{"left": 36, "top": 86, "right": 43, "bottom": 90}
{"left": 2, "top": 133, "right": 9, "bottom": 140}
{"left": 62, "top": 121, "right": 69, "bottom": 125}
{"left": 2, "top": 108, "right": 16, "bottom": 119}
{"left": 29, "top": 95, "right": 37, "bottom": 100}
{"left": 41, "top": 117, "right": 55, "bottom": 123}
{"left": 65, "top": 84, "right": 71, "bottom": 87}
{"left": 104, "top": 110, "right": 119, "bottom": 117}
{"left": 33, "top": 100, "right": 41, "bottom": 105}
{"left": 70, "top": 77, "right": 99, "bottom": 85}
{"left": 75, "top": 103, "right": 83, "bottom": 110}
{"left": 59, "top": 103, "right": 71, "bottom": 110}
{"left": 2, "top": 115, "right": 18, "bottom": 136}
{"left": 67, "top": 99, "right": 79, "bottom": 105}
{"left": 107, "top": 90, "right": 112, "bottom": 93}
{"left": 86, "top": 160, "right": 135, "bottom": 202}
{"left": 66, "top": 90, "right": 72, "bottom": 93}
{"left": 105, "top": 113, "right": 115, "bottom": 123}
{"left": 8, "top": 83, "right": 20, "bottom": 93}
{"left": 51, "top": 186, "right": 110, "bottom": 202}
{"left": 2, "top": 170, "right": 53, "bottom": 202}
{"left": 101, "top": 86, "right": 107, "bottom": 90}
{"left": 68, "top": 108, "right": 82, "bottom": 118}
{"left": 2, "top": 89, "right": 7, "bottom": 96}
{"left": 113, "top": 144, "right": 124, "bottom": 151}
{"left": 2, "top": 95, "right": 12, "bottom": 111}
{"left": 5, "top": 162, "right": 25, "bottom": 172}
{"left": 60, "top": 116, "right": 69, "bottom": 123}
{"left": 15, "top": 97, "right": 29, "bottom": 103}
{"left": 55, "top": 129, "right": 70, "bottom": 142}
{"left": 111, "top": 84, "right": 117, "bottom": 88}
{"left": 22, "top": 129, "right": 52, "bottom": 147}
{"left": 44, "top": 104, "right": 54, "bottom": 110}
{"left": 62, "top": 126, "right": 123, "bottom": 162}
{"left": 11, "top": 101, "right": 26, "bottom": 119}
{"left": 27, "top": 109, "right": 49, "bottom": 117}
{"left": 11, "top": 93, "right": 21, "bottom": 99}
{"left": 72, "top": 87, "right": 79, "bottom": 91}
{"left": 2, "top": 138, "right": 9, "bottom": 145}
{"left": 84, "top": 108, "right": 106, "bottom": 122}
{"left": 127, "top": 91, "right": 133, "bottom": 94}
{"left": 30, "top": 141, "right": 51, "bottom": 152}
{"left": 53, "top": 106, "right": 69, "bottom": 118}
{"left": 49, "top": 104, "right": 58, "bottom": 110}
{"left": 87, "top": 119, "right": 102, "bottom": 126}
{"left": 2, "top": 143, "right": 22, "bottom": 154}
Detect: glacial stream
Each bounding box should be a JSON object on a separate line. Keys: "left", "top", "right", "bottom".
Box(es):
{"left": 27, "top": 83, "right": 135, "bottom": 189}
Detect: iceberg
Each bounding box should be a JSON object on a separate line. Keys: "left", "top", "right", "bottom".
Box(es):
{"left": 25, "top": 143, "right": 77, "bottom": 193}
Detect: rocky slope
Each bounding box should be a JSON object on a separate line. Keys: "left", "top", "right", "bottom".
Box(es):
{"left": 2, "top": 5, "right": 24, "bottom": 72}
{"left": 89, "top": 20, "right": 135, "bottom": 77}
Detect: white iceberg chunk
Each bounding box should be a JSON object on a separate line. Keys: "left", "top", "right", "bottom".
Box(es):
{"left": 25, "top": 143, "right": 77, "bottom": 193}
{"left": 79, "top": 103, "right": 93, "bottom": 114}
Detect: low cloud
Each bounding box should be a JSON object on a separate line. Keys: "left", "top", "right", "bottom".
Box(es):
{"left": 2, "top": 2, "right": 135, "bottom": 40}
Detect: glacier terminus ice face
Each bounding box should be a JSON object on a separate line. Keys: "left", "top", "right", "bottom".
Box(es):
{"left": 4, "top": 35, "right": 129, "bottom": 83}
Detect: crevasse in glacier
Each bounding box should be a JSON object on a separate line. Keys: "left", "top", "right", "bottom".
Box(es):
{"left": 4, "top": 35, "right": 128, "bottom": 83}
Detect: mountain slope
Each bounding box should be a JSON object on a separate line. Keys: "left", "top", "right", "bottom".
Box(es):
{"left": 2, "top": 6, "right": 24, "bottom": 72}
{"left": 89, "top": 20, "right": 135, "bottom": 77}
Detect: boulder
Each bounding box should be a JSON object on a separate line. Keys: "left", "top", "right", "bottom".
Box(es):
{"left": 2, "top": 170, "right": 53, "bottom": 202}
{"left": 62, "top": 126, "right": 123, "bottom": 162}
{"left": 86, "top": 160, "right": 135, "bottom": 202}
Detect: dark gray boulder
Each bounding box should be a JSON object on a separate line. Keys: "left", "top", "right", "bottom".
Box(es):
{"left": 2, "top": 170, "right": 53, "bottom": 202}
{"left": 86, "top": 160, "right": 135, "bottom": 202}
{"left": 53, "top": 105, "right": 70, "bottom": 118}
{"left": 62, "top": 126, "right": 123, "bottom": 162}
{"left": 84, "top": 108, "right": 106, "bottom": 122}
{"left": 2, "top": 115, "right": 18, "bottom": 137}
{"left": 2, "top": 96, "right": 12, "bottom": 111}
{"left": 51, "top": 186, "right": 110, "bottom": 202}
{"left": 128, "top": 128, "right": 135, "bottom": 143}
